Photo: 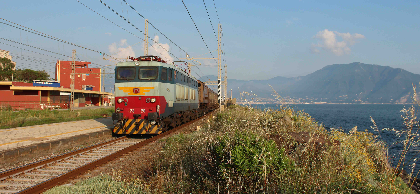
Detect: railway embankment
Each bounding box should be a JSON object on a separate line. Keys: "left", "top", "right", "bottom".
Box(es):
{"left": 46, "top": 105, "right": 416, "bottom": 193}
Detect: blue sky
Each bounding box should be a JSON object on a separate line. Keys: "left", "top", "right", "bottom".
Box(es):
{"left": 1, "top": 0, "right": 420, "bottom": 89}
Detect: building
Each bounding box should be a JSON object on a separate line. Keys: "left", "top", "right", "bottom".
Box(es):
{"left": 55, "top": 60, "right": 101, "bottom": 91}
{"left": 0, "top": 60, "right": 113, "bottom": 110}
{"left": 0, "top": 49, "right": 16, "bottom": 70}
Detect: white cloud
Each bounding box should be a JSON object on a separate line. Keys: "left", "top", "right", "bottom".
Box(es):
{"left": 148, "top": 35, "right": 173, "bottom": 63}
{"left": 105, "top": 32, "right": 112, "bottom": 36}
{"left": 312, "top": 29, "right": 365, "bottom": 56}
{"left": 108, "top": 39, "right": 135, "bottom": 59}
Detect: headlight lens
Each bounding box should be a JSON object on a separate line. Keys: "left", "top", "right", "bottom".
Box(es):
{"left": 117, "top": 98, "right": 123, "bottom": 103}
{"left": 151, "top": 98, "right": 156, "bottom": 103}
{"left": 116, "top": 107, "right": 120, "bottom": 112}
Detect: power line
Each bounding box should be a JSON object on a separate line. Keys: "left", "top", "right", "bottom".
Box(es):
{"left": 0, "top": 18, "right": 119, "bottom": 61}
{"left": 76, "top": 0, "right": 204, "bottom": 78}
{"left": 212, "top": 0, "right": 221, "bottom": 24}
{"left": 181, "top": 0, "right": 217, "bottom": 63}
{"left": 1, "top": 38, "right": 109, "bottom": 70}
{"left": 98, "top": 0, "right": 179, "bottom": 63}
{"left": 202, "top": 0, "right": 217, "bottom": 40}
{"left": 76, "top": 0, "right": 171, "bottom": 64}
{"left": 0, "top": 41, "right": 66, "bottom": 60}
{"left": 119, "top": 0, "right": 203, "bottom": 77}
{"left": 1, "top": 38, "right": 72, "bottom": 59}
{"left": 121, "top": 0, "right": 188, "bottom": 55}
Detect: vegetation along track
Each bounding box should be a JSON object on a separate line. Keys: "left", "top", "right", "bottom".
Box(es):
{"left": 0, "top": 110, "right": 215, "bottom": 194}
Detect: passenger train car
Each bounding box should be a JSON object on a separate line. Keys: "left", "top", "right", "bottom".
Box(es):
{"left": 112, "top": 56, "right": 218, "bottom": 135}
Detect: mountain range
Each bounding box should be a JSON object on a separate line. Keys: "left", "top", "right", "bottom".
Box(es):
{"left": 200, "top": 62, "right": 420, "bottom": 103}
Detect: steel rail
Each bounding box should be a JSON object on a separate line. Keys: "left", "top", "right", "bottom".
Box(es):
{"left": 0, "top": 136, "right": 127, "bottom": 181}
{"left": 0, "top": 110, "right": 215, "bottom": 194}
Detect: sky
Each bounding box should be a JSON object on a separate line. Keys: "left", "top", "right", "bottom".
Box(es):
{"left": 1, "top": 0, "right": 420, "bottom": 91}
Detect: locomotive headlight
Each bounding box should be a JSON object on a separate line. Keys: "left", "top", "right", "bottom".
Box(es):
{"left": 117, "top": 98, "right": 123, "bottom": 103}
{"left": 151, "top": 98, "right": 156, "bottom": 103}
{"left": 116, "top": 107, "right": 120, "bottom": 113}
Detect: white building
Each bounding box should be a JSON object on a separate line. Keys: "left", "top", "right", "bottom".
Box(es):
{"left": 0, "top": 49, "right": 16, "bottom": 70}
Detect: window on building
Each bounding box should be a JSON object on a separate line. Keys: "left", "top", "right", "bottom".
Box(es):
{"left": 161, "top": 67, "right": 167, "bottom": 81}
{"left": 139, "top": 67, "right": 158, "bottom": 80}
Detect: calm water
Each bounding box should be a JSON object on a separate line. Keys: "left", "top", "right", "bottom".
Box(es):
{"left": 250, "top": 104, "right": 420, "bottom": 173}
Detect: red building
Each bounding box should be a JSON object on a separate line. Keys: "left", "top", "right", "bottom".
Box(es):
{"left": 55, "top": 61, "right": 102, "bottom": 91}
{"left": 0, "top": 60, "right": 113, "bottom": 110}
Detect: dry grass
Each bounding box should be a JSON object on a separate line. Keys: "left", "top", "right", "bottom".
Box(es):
{"left": 46, "top": 85, "right": 420, "bottom": 193}
{"left": 124, "top": 105, "right": 411, "bottom": 193}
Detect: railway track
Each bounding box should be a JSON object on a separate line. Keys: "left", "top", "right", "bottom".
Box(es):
{"left": 0, "top": 111, "right": 215, "bottom": 194}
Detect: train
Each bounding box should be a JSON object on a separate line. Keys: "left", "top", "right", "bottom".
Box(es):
{"left": 111, "top": 55, "right": 218, "bottom": 135}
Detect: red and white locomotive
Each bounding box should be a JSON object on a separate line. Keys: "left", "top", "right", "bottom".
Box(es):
{"left": 112, "top": 56, "right": 218, "bottom": 135}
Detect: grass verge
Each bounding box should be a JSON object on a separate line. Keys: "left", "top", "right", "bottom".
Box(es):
{"left": 0, "top": 108, "right": 114, "bottom": 129}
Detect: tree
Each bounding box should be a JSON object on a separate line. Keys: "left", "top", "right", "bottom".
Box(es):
{"left": 0, "top": 57, "right": 15, "bottom": 81}
{"left": 14, "top": 69, "right": 49, "bottom": 82}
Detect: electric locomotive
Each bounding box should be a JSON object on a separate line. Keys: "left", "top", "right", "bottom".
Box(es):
{"left": 112, "top": 56, "right": 214, "bottom": 135}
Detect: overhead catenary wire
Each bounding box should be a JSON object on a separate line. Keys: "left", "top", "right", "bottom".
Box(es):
{"left": 120, "top": 0, "right": 203, "bottom": 77}
{"left": 75, "top": 0, "right": 176, "bottom": 69}
{"left": 96, "top": 0, "right": 205, "bottom": 78}
{"left": 1, "top": 38, "right": 73, "bottom": 59}
{"left": 202, "top": 0, "right": 217, "bottom": 40}
{"left": 0, "top": 18, "right": 120, "bottom": 61}
{"left": 98, "top": 0, "right": 180, "bottom": 63}
{"left": 181, "top": 0, "right": 217, "bottom": 64}
{"left": 212, "top": 0, "right": 221, "bottom": 24}
{"left": 121, "top": 0, "right": 188, "bottom": 55}
{"left": 0, "top": 38, "right": 109, "bottom": 70}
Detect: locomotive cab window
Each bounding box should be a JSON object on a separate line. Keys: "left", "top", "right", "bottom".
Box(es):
{"left": 168, "top": 69, "right": 172, "bottom": 81}
{"left": 139, "top": 67, "right": 158, "bottom": 80}
{"left": 117, "top": 67, "right": 135, "bottom": 80}
{"left": 161, "top": 67, "right": 167, "bottom": 81}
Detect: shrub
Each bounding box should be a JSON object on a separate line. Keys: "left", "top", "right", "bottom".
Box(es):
{"left": 211, "top": 131, "right": 294, "bottom": 192}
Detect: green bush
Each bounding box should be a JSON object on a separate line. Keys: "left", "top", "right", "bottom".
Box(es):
{"left": 213, "top": 131, "right": 293, "bottom": 182}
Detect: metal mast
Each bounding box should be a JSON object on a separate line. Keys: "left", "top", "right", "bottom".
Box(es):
{"left": 217, "top": 24, "right": 221, "bottom": 107}
{"left": 144, "top": 19, "right": 148, "bottom": 55}
{"left": 70, "top": 49, "right": 76, "bottom": 111}
{"left": 224, "top": 64, "right": 227, "bottom": 102}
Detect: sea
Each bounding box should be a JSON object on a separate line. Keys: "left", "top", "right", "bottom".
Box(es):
{"left": 249, "top": 104, "right": 420, "bottom": 174}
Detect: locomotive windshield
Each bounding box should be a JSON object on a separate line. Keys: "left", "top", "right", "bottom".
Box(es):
{"left": 117, "top": 67, "right": 135, "bottom": 80}
{"left": 139, "top": 67, "right": 158, "bottom": 80}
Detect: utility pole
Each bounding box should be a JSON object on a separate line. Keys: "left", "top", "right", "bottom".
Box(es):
{"left": 217, "top": 24, "right": 222, "bottom": 108}
{"left": 144, "top": 19, "right": 148, "bottom": 55}
{"left": 180, "top": 24, "right": 222, "bottom": 110}
{"left": 102, "top": 68, "right": 105, "bottom": 93}
{"left": 70, "top": 49, "right": 76, "bottom": 111}
{"left": 224, "top": 64, "right": 227, "bottom": 102}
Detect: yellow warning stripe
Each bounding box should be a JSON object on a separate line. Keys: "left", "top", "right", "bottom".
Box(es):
{"left": 150, "top": 125, "right": 158, "bottom": 134}
{"left": 125, "top": 119, "right": 139, "bottom": 134}
{"left": 0, "top": 125, "right": 106, "bottom": 147}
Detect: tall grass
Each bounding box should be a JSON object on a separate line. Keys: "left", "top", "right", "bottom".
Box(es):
{"left": 370, "top": 82, "right": 420, "bottom": 187}
{"left": 0, "top": 108, "right": 114, "bottom": 129}
{"left": 48, "top": 86, "right": 419, "bottom": 193}
{"left": 128, "top": 105, "right": 412, "bottom": 193}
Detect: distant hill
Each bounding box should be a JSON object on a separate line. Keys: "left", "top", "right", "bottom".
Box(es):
{"left": 200, "top": 62, "right": 420, "bottom": 103}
